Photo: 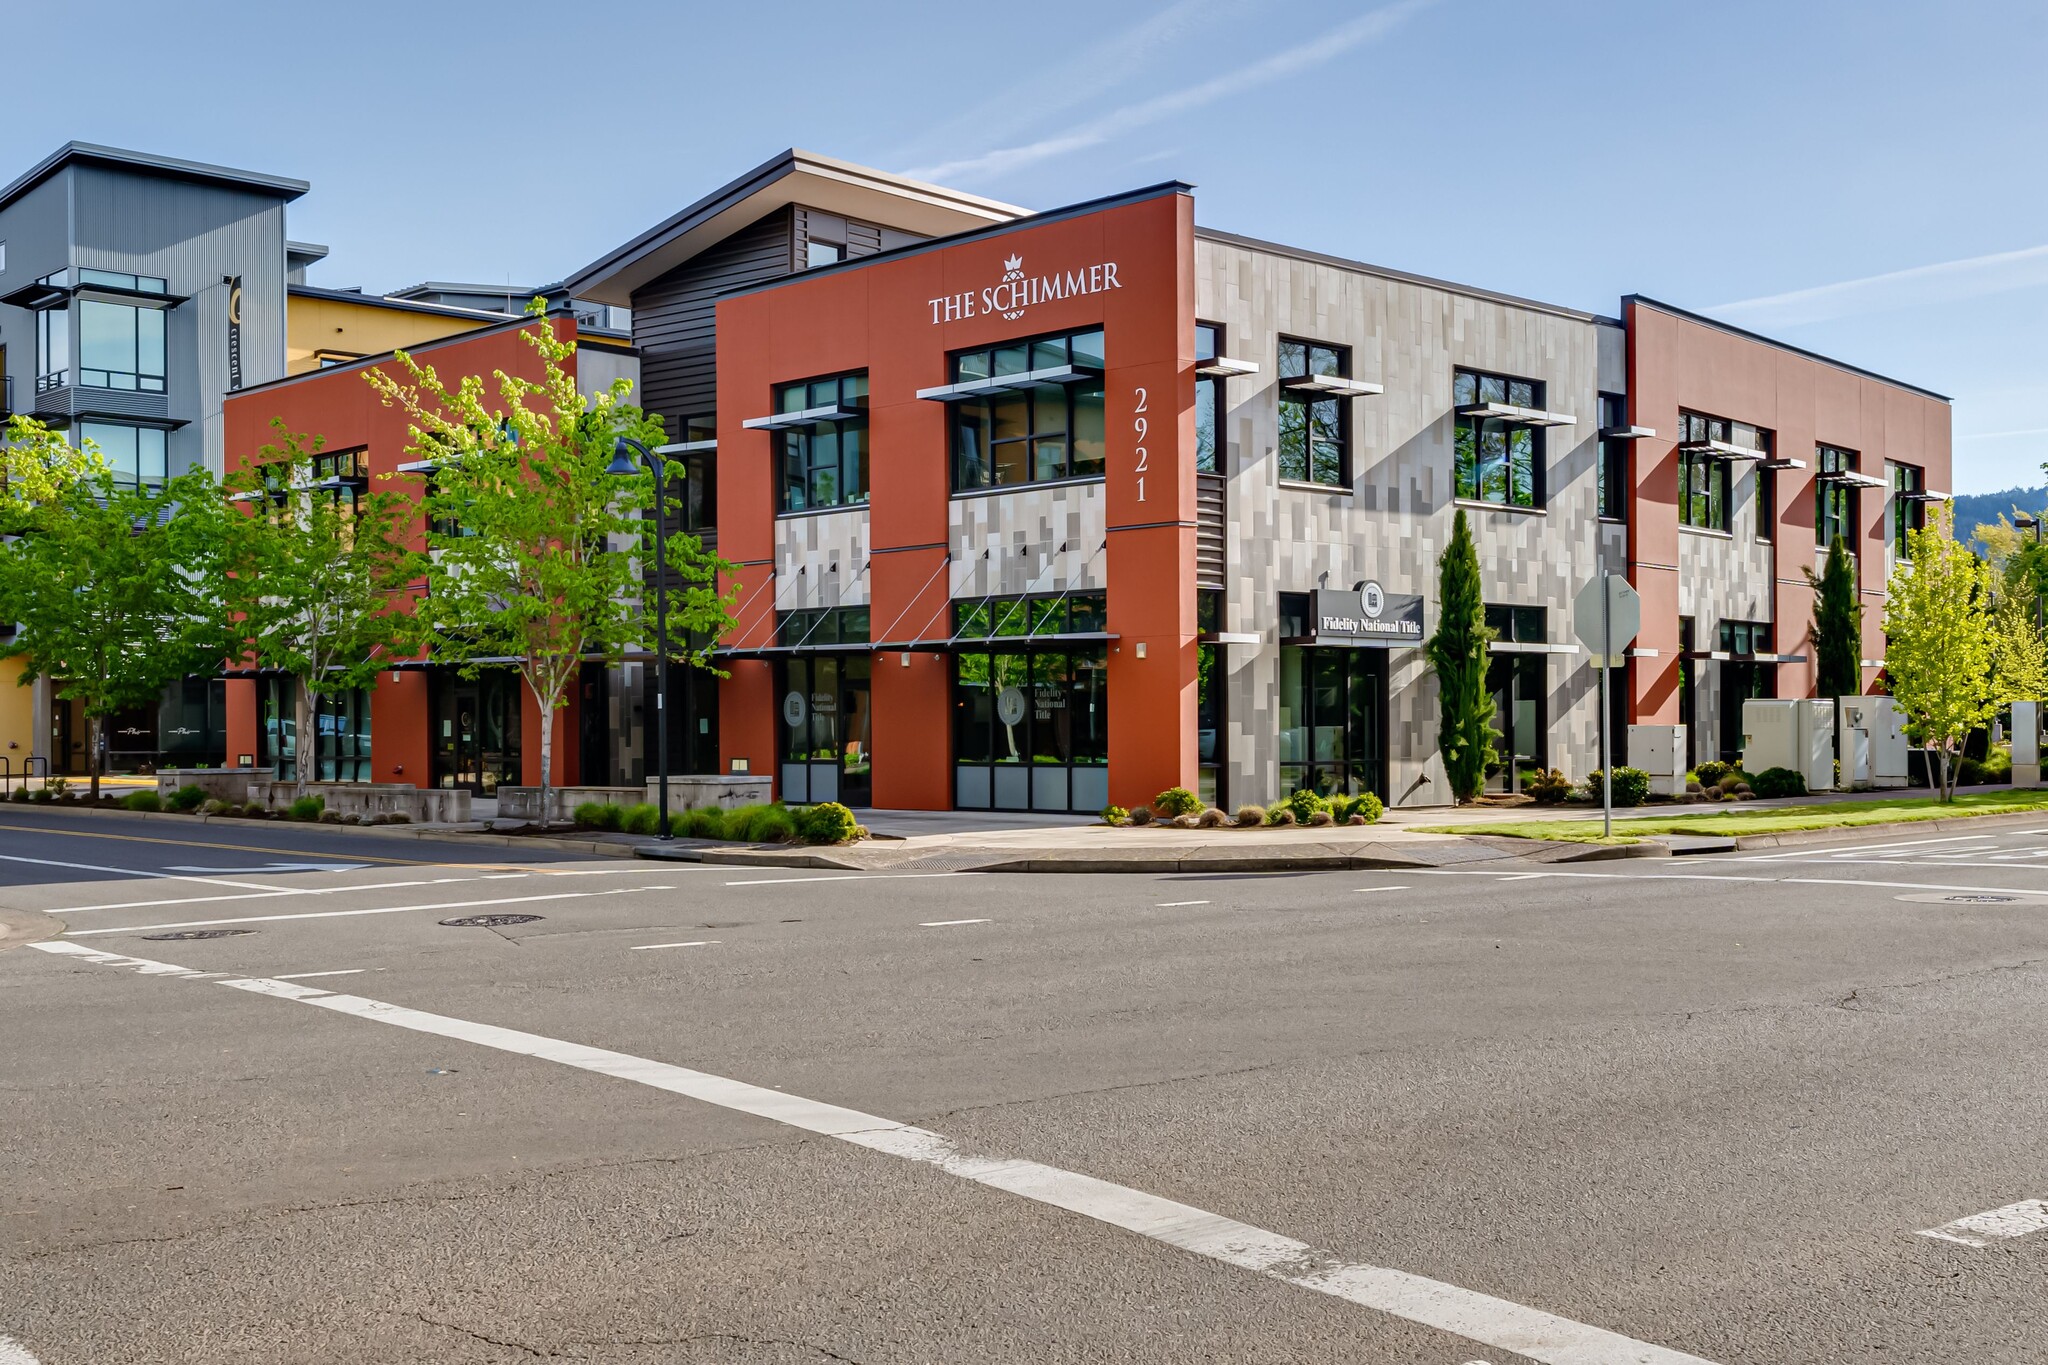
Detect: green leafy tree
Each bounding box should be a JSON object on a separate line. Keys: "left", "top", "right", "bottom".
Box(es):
{"left": 1882, "top": 502, "right": 1995, "bottom": 801}
{"left": 1, "top": 414, "right": 106, "bottom": 506}
{"left": 363, "top": 305, "right": 735, "bottom": 825}
{"left": 220, "top": 422, "right": 425, "bottom": 791}
{"left": 0, "top": 451, "right": 231, "bottom": 799}
{"left": 1989, "top": 589, "right": 2048, "bottom": 706}
{"left": 1806, "top": 534, "right": 1863, "bottom": 698}
{"left": 1427, "top": 508, "right": 1496, "bottom": 802}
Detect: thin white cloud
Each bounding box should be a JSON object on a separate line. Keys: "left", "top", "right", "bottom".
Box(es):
{"left": 904, "top": 0, "right": 1437, "bottom": 184}
{"left": 1709, "top": 243, "right": 2048, "bottom": 329}
{"left": 1958, "top": 425, "right": 2048, "bottom": 442}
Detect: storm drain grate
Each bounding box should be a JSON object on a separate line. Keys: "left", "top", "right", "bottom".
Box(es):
{"left": 142, "top": 929, "right": 257, "bottom": 941}
{"left": 439, "top": 914, "right": 545, "bottom": 928}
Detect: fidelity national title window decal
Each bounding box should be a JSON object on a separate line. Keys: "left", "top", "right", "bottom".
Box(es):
{"left": 929, "top": 254, "right": 1122, "bottom": 324}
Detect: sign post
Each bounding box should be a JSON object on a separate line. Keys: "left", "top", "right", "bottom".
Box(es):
{"left": 1572, "top": 574, "right": 1642, "bottom": 839}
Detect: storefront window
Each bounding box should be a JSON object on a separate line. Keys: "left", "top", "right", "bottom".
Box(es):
{"left": 1484, "top": 605, "right": 1549, "bottom": 794}
{"left": 778, "top": 372, "right": 868, "bottom": 512}
{"left": 1276, "top": 644, "right": 1383, "bottom": 799}
{"left": 951, "top": 330, "right": 1106, "bottom": 491}
{"left": 257, "top": 678, "right": 372, "bottom": 782}
{"left": 953, "top": 589, "right": 1108, "bottom": 813}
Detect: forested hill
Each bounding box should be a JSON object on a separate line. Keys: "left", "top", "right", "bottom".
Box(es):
{"left": 1954, "top": 485, "right": 2048, "bottom": 550}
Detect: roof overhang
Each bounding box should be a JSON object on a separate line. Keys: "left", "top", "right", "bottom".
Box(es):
{"left": 562, "top": 149, "right": 1027, "bottom": 308}
{"left": 0, "top": 141, "right": 308, "bottom": 217}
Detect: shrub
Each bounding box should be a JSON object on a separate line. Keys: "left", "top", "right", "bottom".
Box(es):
{"left": 1523, "top": 769, "right": 1572, "bottom": 805}
{"left": 27, "top": 787, "right": 51, "bottom": 803}
{"left": 1129, "top": 806, "right": 1155, "bottom": 826}
{"left": 288, "top": 795, "right": 325, "bottom": 822}
{"left": 1306, "top": 809, "right": 1335, "bottom": 827}
{"left": 164, "top": 784, "right": 207, "bottom": 812}
{"left": 1101, "top": 805, "right": 1130, "bottom": 827}
{"left": 1750, "top": 766, "right": 1808, "bottom": 799}
{"left": 121, "top": 790, "right": 162, "bottom": 812}
{"left": 1266, "top": 807, "right": 1297, "bottom": 826}
{"left": 1170, "top": 812, "right": 1201, "bottom": 829}
{"left": 1585, "top": 767, "right": 1651, "bottom": 807}
{"left": 1958, "top": 748, "right": 2014, "bottom": 786}
{"left": 318, "top": 810, "right": 344, "bottom": 824}
{"left": 724, "top": 803, "right": 797, "bottom": 843}
{"left": 674, "top": 807, "right": 726, "bottom": 839}
{"left": 796, "top": 801, "right": 859, "bottom": 845}
{"left": 1284, "top": 788, "right": 1329, "bottom": 822}
{"left": 385, "top": 812, "right": 411, "bottom": 824}
{"left": 619, "top": 803, "right": 662, "bottom": 836}
{"left": 1196, "top": 807, "right": 1229, "bottom": 828}
{"left": 199, "top": 798, "right": 233, "bottom": 816}
{"left": 47, "top": 777, "right": 68, "bottom": 798}
{"left": 9, "top": 787, "right": 29, "bottom": 803}
{"left": 573, "top": 801, "right": 624, "bottom": 832}
{"left": 1234, "top": 803, "right": 1266, "bottom": 828}
{"left": 1354, "top": 792, "right": 1384, "bottom": 823}
{"left": 1693, "top": 760, "right": 1734, "bottom": 788}
{"left": 1153, "top": 786, "right": 1201, "bottom": 818}
{"left": 1716, "top": 773, "right": 1746, "bottom": 795}
{"left": 1732, "top": 782, "right": 1753, "bottom": 796}
{"left": 1685, "top": 779, "right": 1703, "bottom": 794}
{"left": 242, "top": 800, "right": 269, "bottom": 818}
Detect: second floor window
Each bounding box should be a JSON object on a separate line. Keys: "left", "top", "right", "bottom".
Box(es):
{"left": 1891, "top": 463, "right": 1925, "bottom": 558}
{"left": 778, "top": 373, "right": 868, "bottom": 512}
{"left": 1817, "top": 443, "right": 1858, "bottom": 548}
{"left": 1277, "top": 339, "right": 1347, "bottom": 486}
{"left": 35, "top": 308, "right": 67, "bottom": 389}
{"left": 1597, "top": 393, "right": 1628, "bottom": 520}
{"left": 79, "top": 301, "right": 166, "bottom": 392}
{"left": 1454, "top": 369, "right": 1544, "bottom": 507}
{"left": 1195, "top": 323, "right": 1222, "bottom": 474}
{"left": 951, "top": 329, "right": 1106, "bottom": 491}
{"left": 80, "top": 421, "right": 167, "bottom": 489}
{"left": 313, "top": 448, "right": 369, "bottom": 515}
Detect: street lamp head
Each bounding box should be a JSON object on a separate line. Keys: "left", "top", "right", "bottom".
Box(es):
{"left": 606, "top": 436, "right": 642, "bottom": 478}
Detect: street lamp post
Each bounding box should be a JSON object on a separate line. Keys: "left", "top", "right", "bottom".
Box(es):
{"left": 609, "top": 435, "right": 673, "bottom": 839}
{"left": 2017, "top": 513, "right": 2044, "bottom": 632}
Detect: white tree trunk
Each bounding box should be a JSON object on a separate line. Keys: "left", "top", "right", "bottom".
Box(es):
{"left": 87, "top": 712, "right": 103, "bottom": 801}
{"left": 295, "top": 676, "right": 316, "bottom": 798}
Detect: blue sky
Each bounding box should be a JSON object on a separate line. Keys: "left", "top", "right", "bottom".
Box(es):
{"left": 12, "top": 0, "right": 2045, "bottom": 490}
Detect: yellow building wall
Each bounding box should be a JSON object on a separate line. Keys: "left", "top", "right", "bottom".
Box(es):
{"left": 0, "top": 657, "right": 37, "bottom": 771}
{"left": 286, "top": 295, "right": 496, "bottom": 375}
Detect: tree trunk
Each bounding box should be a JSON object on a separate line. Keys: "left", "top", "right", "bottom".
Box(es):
{"left": 527, "top": 671, "right": 557, "bottom": 831}
{"left": 88, "top": 712, "right": 102, "bottom": 801}
{"left": 294, "top": 676, "right": 316, "bottom": 798}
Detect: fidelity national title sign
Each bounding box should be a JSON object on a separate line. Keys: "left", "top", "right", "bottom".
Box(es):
{"left": 928, "top": 253, "right": 1122, "bottom": 324}
{"left": 1310, "top": 582, "right": 1425, "bottom": 646}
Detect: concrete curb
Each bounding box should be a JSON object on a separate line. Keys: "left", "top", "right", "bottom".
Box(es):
{"left": 1549, "top": 840, "right": 1673, "bottom": 862}
{"left": 0, "top": 802, "right": 638, "bottom": 858}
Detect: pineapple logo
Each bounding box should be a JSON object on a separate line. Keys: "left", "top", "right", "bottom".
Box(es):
{"left": 999, "top": 254, "right": 1027, "bottom": 319}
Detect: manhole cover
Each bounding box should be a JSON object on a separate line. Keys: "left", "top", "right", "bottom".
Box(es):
{"left": 1897, "top": 890, "right": 2038, "bottom": 906}
{"left": 142, "top": 928, "right": 257, "bottom": 941}
{"left": 439, "top": 913, "right": 544, "bottom": 927}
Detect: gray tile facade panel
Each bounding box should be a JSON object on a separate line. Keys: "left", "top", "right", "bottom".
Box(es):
{"left": 948, "top": 482, "right": 1109, "bottom": 599}
{"left": 774, "top": 509, "right": 872, "bottom": 610}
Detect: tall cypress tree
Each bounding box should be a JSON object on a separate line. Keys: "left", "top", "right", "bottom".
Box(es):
{"left": 1427, "top": 508, "right": 1496, "bottom": 802}
{"left": 1809, "top": 534, "right": 1863, "bottom": 698}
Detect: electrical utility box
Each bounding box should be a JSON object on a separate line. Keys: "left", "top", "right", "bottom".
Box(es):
{"left": 1838, "top": 695, "right": 1908, "bottom": 789}
{"left": 1742, "top": 699, "right": 1836, "bottom": 792}
{"left": 1626, "top": 724, "right": 1687, "bottom": 796}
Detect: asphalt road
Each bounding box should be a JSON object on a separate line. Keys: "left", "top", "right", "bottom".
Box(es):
{"left": 4, "top": 810, "right": 2048, "bottom": 1363}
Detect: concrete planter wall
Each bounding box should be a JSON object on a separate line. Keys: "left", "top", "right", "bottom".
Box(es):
{"left": 223, "top": 777, "right": 472, "bottom": 824}
{"left": 495, "top": 785, "right": 644, "bottom": 822}
{"left": 155, "top": 769, "right": 261, "bottom": 804}
{"left": 647, "top": 775, "right": 773, "bottom": 809}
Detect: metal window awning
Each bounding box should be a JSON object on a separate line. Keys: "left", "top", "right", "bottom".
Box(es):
{"left": 1679, "top": 438, "right": 1766, "bottom": 462}
{"left": 1197, "top": 631, "right": 1262, "bottom": 646}
{"left": 1760, "top": 457, "right": 1807, "bottom": 471}
{"left": 1281, "top": 374, "right": 1384, "bottom": 398}
{"left": 1490, "top": 641, "right": 1582, "bottom": 655}
{"left": 1678, "top": 649, "right": 1807, "bottom": 664}
{"left": 1742, "top": 652, "right": 1809, "bottom": 664}
{"left": 915, "top": 365, "right": 1104, "bottom": 402}
{"left": 874, "top": 630, "right": 1119, "bottom": 653}
{"left": 0, "top": 280, "right": 70, "bottom": 310}
{"left": 715, "top": 641, "right": 871, "bottom": 660}
{"left": 741, "top": 401, "right": 866, "bottom": 432}
{"left": 1817, "top": 469, "right": 1887, "bottom": 489}
{"left": 656, "top": 438, "right": 717, "bottom": 455}
{"left": 1458, "top": 401, "right": 1577, "bottom": 429}
{"left": 1898, "top": 488, "right": 1951, "bottom": 502}
{"left": 1597, "top": 424, "right": 1657, "bottom": 440}
{"left": 395, "top": 457, "right": 442, "bottom": 475}
{"left": 1278, "top": 634, "right": 1423, "bottom": 650}
{"left": 1194, "top": 356, "right": 1261, "bottom": 378}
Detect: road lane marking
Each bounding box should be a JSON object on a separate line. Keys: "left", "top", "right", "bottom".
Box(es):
{"left": 166, "top": 862, "right": 371, "bottom": 874}
{"left": 1916, "top": 1199, "right": 2048, "bottom": 1247}
{"left": 58, "top": 875, "right": 493, "bottom": 913}
{"left": 1416, "top": 868, "right": 2048, "bottom": 898}
{"left": 919, "top": 918, "right": 991, "bottom": 927}
{"left": 0, "top": 852, "right": 280, "bottom": 891}
{"left": 272, "top": 969, "right": 368, "bottom": 980}
{"left": 1353, "top": 885, "right": 1412, "bottom": 893}
{"left": 31, "top": 939, "right": 1723, "bottom": 1365}
{"left": 0, "top": 820, "right": 437, "bottom": 866}
{"left": 629, "top": 940, "right": 720, "bottom": 951}
{"left": 0, "top": 1333, "right": 42, "bottom": 1364}
{"left": 1155, "top": 900, "right": 1210, "bottom": 907}
{"left": 61, "top": 888, "right": 633, "bottom": 937}
{"left": 1735, "top": 835, "right": 2005, "bottom": 860}
{"left": 726, "top": 872, "right": 973, "bottom": 887}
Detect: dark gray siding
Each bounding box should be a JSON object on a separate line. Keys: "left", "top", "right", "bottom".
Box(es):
{"left": 632, "top": 208, "right": 793, "bottom": 435}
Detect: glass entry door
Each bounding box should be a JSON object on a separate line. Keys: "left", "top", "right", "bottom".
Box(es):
{"left": 431, "top": 671, "right": 521, "bottom": 793}
{"left": 780, "top": 656, "right": 871, "bottom": 806}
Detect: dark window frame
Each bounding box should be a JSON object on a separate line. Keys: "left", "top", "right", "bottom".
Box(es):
{"left": 775, "top": 371, "right": 869, "bottom": 514}
{"left": 1276, "top": 336, "right": 1350, "bottom": 488}
{"left": 949, "top": 327, "right": 1107, "bottom": 493}
{"left": 1817, "top": 443, "right": 1859, "bottom": 548}
{"left": 1891, "top": 462, "right": 1925, "bottom": 558}
{"left": 1453, "top": 367, "right": 1546, "bottom": 508}
{"left": 1195, "top": 322, "right": 1223, "bottom": 475}
{"left": 1597, "top": 392, "right": 1628, "bottom": 521}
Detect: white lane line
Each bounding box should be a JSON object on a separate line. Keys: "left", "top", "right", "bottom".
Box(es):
{"left": 0, "top": 1333, "right": 42, "bottom": 1365}
{"left": 1354, "top": 885, "right": 1412, "bottom": 893}
{"left": 0, "top": 852, "right": 279, "bottom": 892}
{"left": 165, "top": 862, "right": 370, "bottom": 874}
{"left": 629, "top": 940, "right": 720, "bottom": 951}
{"left": 1415, "top": 868, "right": 2048, "bottom": 898}
{"left": 1156, "top": 900, "right": 1210, "bottom": 907}
{"left": 271, "top": 969, "right": 368, "bottom": 980}
{"left": 726, "top": 872, "right": 973, "bottom": 887}
{"left": 57, "top": 875, "right": 492, "bottom": 914}
{"left": 61, "top": 888, "right": 632, "bottom": 937}
{"left": 31, "top": 939, "right": 1721, "bottom": 1365}
{"left": 1915, "top": 1199, "right": 2048, "bottom": 1248}
{"left": 919, "top": 918, "right": 992, "bottom": 927}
